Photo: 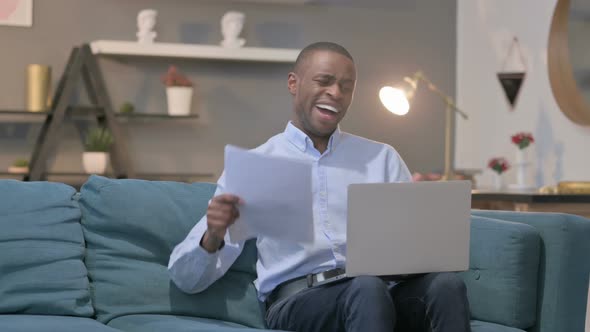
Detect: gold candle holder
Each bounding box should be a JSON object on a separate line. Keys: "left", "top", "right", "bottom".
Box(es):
{"left": 26, "top": 64, "right": 51, "bottom": 112}
{"left": 557, "top": 181, "right": 590, "bottom": 194}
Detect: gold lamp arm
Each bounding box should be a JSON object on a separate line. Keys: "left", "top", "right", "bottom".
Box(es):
{"left": 411, "top": 71, "right": 469, "bottom": 120}
{"left": 407, "top": 71, "right": 468, "bottom": 180}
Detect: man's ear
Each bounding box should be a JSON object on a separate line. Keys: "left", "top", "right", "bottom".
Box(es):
{"left": 287, "top": 72, "right": 297, "bottom": 96}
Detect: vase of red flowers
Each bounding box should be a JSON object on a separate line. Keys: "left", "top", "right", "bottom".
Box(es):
{"left": 512, "top": 132, "right": 534, "bottom": 149}
{"left": 161, "top": 65, "right": 193, "bottom": 116}
{"left": 488, "top": 157, "right": 510, "bottom": 190}
{"left": 510, "top": 132, "right": 535, "bottom": 190}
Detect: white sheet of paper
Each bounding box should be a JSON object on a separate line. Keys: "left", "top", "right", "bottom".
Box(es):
{"left": 224, "top": 145, "right": 314, "bottom": 243}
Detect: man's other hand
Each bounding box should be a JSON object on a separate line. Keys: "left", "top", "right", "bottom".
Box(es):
{"left": 201, "top": 194, "right": 244, "bottom": 252}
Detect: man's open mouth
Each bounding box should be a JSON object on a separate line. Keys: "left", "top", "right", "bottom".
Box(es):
{"left": 315, "top": 104, "right": 339, "bottom": 114}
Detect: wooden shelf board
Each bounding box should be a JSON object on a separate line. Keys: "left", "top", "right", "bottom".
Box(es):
{"left": 0, "top": 108, "right": 199, "bottom": 123}
{"left": 91, "top": 40, "right": 300, "bottom": 63}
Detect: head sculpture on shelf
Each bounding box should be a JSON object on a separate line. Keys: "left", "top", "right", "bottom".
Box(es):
{"left": 137, "top": 9, "right": 158, "bottom": 44}
{"left": 220, "top": 11, "right": 246, "bottom": 48}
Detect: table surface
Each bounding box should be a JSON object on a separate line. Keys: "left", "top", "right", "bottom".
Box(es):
{"left": 471, "top": 190, "right": 590, "bottom": 203}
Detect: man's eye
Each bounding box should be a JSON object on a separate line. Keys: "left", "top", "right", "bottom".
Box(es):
{"left": 316, "top": 79, "right": 330, "bottom": 85}
{"left": 341, "top": 85, "right": 353, "bottom": 93}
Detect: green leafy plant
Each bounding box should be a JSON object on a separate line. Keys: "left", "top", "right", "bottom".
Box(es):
{"left": 11, "top": 158, "right": 29, "bottom": 167}
{"left": 119, "top": 102, "right": 135, "bottom": 114}
{"left": 84, "top": 127, "right": 114, "bottom": 152}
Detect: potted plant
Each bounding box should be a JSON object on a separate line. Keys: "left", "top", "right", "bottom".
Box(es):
{"left": 83, "top": 127, "right": 114, "bottom": 174}
{"left": 511, "top": 132, "right": 535, "bottom": 149}
{"left": 488, "top": 157, "right": 510, "bottom": 190}
{"left": 8, "top": 158, "right": 29, "bottom": 174}
{"left": 511, "top": 132, "right": 534, "bottom": 162}
{"left": 510, "top": 132, "right": 536, "bottom": 190}
{"left": 119, "top": 101, "right": 135, "bottom": 114}
{"left": 160, "top": 65, "right": 193, "bottom": 116}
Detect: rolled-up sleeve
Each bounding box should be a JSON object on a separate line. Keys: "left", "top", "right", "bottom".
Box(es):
{"left": 168, "top": 173, "right": 245, "bottom": 293}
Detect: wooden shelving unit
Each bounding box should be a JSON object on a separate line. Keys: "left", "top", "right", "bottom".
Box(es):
{"left": 2, "top": 39, "right": 300, "bottom": 184}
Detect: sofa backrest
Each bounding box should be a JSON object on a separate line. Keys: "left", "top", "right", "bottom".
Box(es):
{"left": 461, "top": 215, "right": 541, "bottom": 329}
{"left": 472, "top": 210, "right": 590, "bottom": 332}
{"left": 0, "top": 180, "right": 94, "bottom": 317}
{"left": 78, "top": 175, "right": 265, "bottom": 328}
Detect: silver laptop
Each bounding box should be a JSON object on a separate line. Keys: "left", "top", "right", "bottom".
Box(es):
{"left": 320, "top": 181, "right": 471, "bottom": 284}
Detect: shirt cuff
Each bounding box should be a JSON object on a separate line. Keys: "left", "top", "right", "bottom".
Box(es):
{"left": 199, "top": 234, "right": 225, "bottom": 252}
{"left": 194, "top": 244, "right": 222, "bottom": 259}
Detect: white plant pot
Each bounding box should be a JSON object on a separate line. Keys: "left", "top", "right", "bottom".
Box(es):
{"left": 7, "top": 166, "right": 28, "bottom": 174}
{"left": 83, "top": 152, "right": 108, "bottom": 174}
{"left": 166, "top": 86, "right": 193, "bottom": 116}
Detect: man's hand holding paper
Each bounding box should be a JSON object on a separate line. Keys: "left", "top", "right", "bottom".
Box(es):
{"left": 223, "top": 145, "right": 314, "bottom": 243}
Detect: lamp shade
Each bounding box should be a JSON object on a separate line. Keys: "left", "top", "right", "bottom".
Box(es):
{"left": 379, "top": 86, "right": 410, "bottom": 116}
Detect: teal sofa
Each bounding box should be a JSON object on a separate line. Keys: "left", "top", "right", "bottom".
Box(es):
{"left": 0, "top": 175, "right": 588, "bottom": 332}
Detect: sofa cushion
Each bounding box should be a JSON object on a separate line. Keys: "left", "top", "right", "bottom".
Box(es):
{"left": 78, "top": 175, "right": 266, "bottom": 328}
{"left": 472, "top": 210, "right": 590, "bottom": 332}
{"left": 0, "top": 315, "right": 120, "bottom": 332}
{"left": 108, "top": 314, "right": 287, "bottom": 331}
{"left": 0, "top": 180, "right": 93, "bottom": 317}
{"left": 470, "top": 320, "right": 526, "bottom": 332}
{"left": 460, "top": 216, "right": 540, "bottom": 329}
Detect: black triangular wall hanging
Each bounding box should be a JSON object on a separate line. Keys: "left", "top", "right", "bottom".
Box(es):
{"left": 497, "top": 72, "right": 526, "bottom": 108}
{"left": 498, "top": 37, "right": 528, "bottom": 111}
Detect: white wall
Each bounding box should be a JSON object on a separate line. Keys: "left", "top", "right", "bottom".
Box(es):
{"left": 456, "top": 0, "right": 590, "bottom": 189}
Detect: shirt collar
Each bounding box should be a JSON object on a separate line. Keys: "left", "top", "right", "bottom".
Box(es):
{"left": 284, "top": 121, "right": 342, "bottom": 153}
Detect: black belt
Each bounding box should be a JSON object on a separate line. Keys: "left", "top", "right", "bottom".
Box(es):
{"left": 266, "top": 268, "right": 347, "bottom": 309}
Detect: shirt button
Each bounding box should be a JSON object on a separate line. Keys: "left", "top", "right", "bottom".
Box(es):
{"left": 319, "top": 192, "right": 326, "bottom": 197}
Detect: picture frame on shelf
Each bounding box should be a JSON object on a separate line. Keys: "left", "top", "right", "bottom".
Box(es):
{"left": 0, "top": 0, "right": 33, "bottom": 27}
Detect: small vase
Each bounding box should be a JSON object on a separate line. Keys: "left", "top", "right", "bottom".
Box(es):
{"left": 27, "top": 64, "right": 51, "bottom": 112}
{"left": 516, "top": 148, "right": 529, "bottom": 164}
{"left": 511, "top": 148, "right": 533, "bottom": 190}
{"left": 493, "top": 173, "right": 504, "bottom": 190}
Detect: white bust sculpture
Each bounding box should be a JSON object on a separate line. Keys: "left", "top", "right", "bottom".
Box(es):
{"left": 220, "top": 11, "right": 246, "bottom": 48}
{"left": 136, "top": 9, "right": 157, "bottom": 44}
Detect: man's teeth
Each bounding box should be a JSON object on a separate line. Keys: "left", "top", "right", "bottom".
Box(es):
{"left": 316, "top": 104, "right": 339, "bottom": 113}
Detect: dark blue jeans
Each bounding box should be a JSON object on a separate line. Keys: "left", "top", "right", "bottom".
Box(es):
{"left": 265, "top": 272, "right": 471, "bottom": 332}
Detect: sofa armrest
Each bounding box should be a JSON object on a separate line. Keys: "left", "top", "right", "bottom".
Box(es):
{"left": 472, "top": 210, "right": 590, "bottom": 332}
{"left": 461, "top": 216, "right": 540, "bottom": 329}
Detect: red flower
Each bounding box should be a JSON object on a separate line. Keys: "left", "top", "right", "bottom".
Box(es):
{"left": 511, "top": 132, "right": 534, "bottom": 150}
{"left": 160, "top": 65, "right": 193, "bottom": 87}
{"left": 488, "top": 157, "right": 510, "bottom": 174}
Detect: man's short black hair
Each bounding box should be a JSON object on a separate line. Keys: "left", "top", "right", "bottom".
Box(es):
{"left": 293, "top": 42, "right": 354, "bottom": 73}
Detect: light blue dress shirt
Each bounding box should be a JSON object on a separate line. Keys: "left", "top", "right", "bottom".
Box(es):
{"left": 168, "top": 122, "right": 412, "bottom": 301}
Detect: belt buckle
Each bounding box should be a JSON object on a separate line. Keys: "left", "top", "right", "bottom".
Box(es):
{"left": 306, "top": 274, "right": 314, "bottom": 288}
{"left": 313, "top": 268, "right": 345, "bottom": 287}
{"left": 306, "top": 270, "right": 329, "bottom": 288}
